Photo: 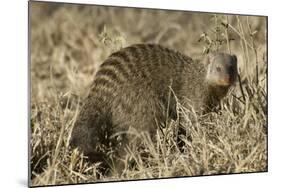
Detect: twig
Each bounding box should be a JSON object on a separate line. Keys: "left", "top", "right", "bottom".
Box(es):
{"left": 246, "top": 16, "right": 259, "bottom": 87}
{"left": 238, "top": 73, "right": 246, "bottom": 102}
{"left": 231, "top": 94, "right": 245, "bottom": 105}
{"left": 224, "top": 15, "right": 231, "bottom": 54}
{"left": 214, "top": 14, "right": 219, "bottom": 51}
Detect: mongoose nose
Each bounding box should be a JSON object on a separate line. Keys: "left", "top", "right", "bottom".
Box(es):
{"left": 218, "top": 76, "right": 231, "bottom": 86}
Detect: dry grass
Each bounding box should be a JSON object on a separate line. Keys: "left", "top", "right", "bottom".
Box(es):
{"left": 30, "top": 2, "right": 267, "bottom": 187}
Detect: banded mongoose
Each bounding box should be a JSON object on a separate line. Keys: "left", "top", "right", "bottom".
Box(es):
{"left": 70, "top": 43, "right": 238, "bottom": 171}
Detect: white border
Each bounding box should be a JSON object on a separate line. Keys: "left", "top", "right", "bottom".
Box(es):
{"left": 0, "top": 0, "right": 279, "bottom": 188}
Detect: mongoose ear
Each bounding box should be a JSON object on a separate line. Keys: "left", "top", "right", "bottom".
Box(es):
{"left": 232, "top": 55, "right": 237, "bottom": 64}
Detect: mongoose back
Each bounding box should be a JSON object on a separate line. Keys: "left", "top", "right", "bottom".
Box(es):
{"left": 70, "top": 44, "right": 238, "bottom": 172}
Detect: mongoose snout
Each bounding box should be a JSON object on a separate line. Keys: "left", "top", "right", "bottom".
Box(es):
{"left": 204, "top": 53, "right": 237, "bottom": 87}
{"left": 70, "top": 44, "right": 238, "bottom": 173}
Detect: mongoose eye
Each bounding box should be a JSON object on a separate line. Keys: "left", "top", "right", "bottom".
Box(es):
{"left": 216, "top": 67, "right": 222, "bottom": 72}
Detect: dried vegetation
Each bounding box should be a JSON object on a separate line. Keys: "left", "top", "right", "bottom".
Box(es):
{"left": 30, "top": 2, "right": 267, "bottom": 186}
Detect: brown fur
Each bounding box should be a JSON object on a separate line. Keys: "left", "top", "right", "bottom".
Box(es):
{"left": 70, "top": 44, "right": 238, "bottom": 173}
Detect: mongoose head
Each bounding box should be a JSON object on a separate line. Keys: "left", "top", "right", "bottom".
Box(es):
{"left": 203, "top": 53, "right": 238, "bottom": 87}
